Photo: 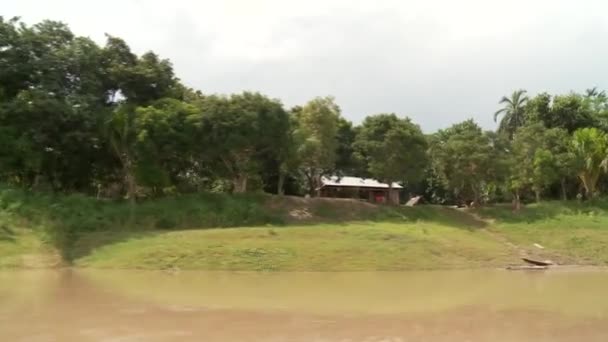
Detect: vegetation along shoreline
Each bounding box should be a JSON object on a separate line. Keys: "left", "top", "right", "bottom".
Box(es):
{"left": 2, "top": 18, "right": 608, "bottom": 271}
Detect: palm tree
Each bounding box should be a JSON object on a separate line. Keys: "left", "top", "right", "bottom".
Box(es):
{"left": 494, "top": 89, "right": 529, "bottom": 139}
{"left": 105, "top": 103, "right": 138, "bottom": 204}
{"left": 585, "top": 87, "right": 606, "bottom": 98}
{"left": 584, "top": 87, "right": 608, "bottom": 114}
{"left": 571, "top": 127, "right": 608, "bottom": 199}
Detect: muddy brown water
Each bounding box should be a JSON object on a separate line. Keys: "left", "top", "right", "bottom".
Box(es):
{"left": 1, "top": 269, "right": 608, "bottom": 341}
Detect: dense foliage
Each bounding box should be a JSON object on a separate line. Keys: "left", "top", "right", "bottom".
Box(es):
{"left": 3, "top": 17, "right": 608, "bottom": 205}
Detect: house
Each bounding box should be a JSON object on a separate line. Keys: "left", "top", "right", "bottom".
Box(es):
{"left": 319, "top": 176, "right": 403, "bottom": 204}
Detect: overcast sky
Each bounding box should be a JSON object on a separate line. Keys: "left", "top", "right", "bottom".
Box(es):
{"left": 5, "top": 0, "right": 608, "bottom": 132}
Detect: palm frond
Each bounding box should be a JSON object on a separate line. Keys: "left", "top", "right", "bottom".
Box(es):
{"left": 586, "top": 87, "right": 599, "bottom": 97}
{"left": 493, "top": 108, "right": 507, "bottom": 122}
{"left": 512, "top": 90, "right": 528, "bottom": 105}
{"left": 498, "top": 96, "right": 512, "bottom": 105}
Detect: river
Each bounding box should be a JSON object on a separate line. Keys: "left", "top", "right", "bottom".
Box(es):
{"left": 1, "top": 268, "right": 608, "bottom": 341}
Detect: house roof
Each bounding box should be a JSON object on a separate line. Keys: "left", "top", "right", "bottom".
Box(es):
{"left": 321, "top": 176, "right": 403, "bottom": 189}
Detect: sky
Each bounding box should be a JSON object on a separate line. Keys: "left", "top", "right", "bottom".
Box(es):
{"left": 4, "top": 0, "right": 608, "bottom": 132}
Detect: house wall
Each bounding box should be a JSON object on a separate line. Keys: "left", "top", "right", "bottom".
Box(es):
{"left": 320, "top": 187, "right": 361, "bottom": 199}
{"left": 321, "top": 186, "right": 401, "bottom": 204}
{"left": 389, "top": 189, "right": 400, "bottom": 204}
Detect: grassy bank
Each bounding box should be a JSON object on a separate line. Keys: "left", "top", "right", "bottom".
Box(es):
{"left": 74, "top": 222, "right": 514, "bottom": 271}
{"left": 1, "top": 185, "right": 608, "bottom": 270}
{"left": 477, "top": 202, "right": 608, "bottom": 265}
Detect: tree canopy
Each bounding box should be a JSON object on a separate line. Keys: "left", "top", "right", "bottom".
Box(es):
{"left": 354, "top": 114, "right": 427, "bottom": 203}
{"left": 429, "top": 120, "right": 503, "bottom": 205}
{"left": 293, "top": 97, "right": 341, "bottom": 195}
{"left": 5, "top": 17, "right": 608, "bottom": 205}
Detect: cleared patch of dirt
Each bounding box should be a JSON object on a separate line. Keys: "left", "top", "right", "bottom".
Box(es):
{"left": 288, "top": 208, "right": 313, "bottom": 220}
{"left": 265, "top": 196, "right": 379, "bottom": 223}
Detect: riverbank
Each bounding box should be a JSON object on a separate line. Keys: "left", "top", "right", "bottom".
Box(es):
{"left": 1, "top": 186, "right": 608, "bottom": 270}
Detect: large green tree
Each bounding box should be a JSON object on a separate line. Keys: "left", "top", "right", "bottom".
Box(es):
{"left": 354, "top": 114, "right": 427, "bottom": 204}
{"left": 524, "top": 93, "right": 551, "bottom": 124}
{"left": 103, "top": 35, "right": 180, "bottom": 200}
{"left": 543, "top": 128, "right": 575, "bottom": 200}
{"left": 333, "top": 118, "right": 363, "bottom": 176}
{"left": 0, "top": 18, "right": 113, "bottom": 191}
{"left": 294, "top": 97, "right": 341, "bottom": 195}
{"left": 197, "top": 92, "right": 288, "bottom": 193}
{"left": 550, "top": 94, "right": 595, "bottom": 133}
{"left": 429, "top": 120, "right": 499, "bottom": 206}
{"left": 134, "top": 98, "right": 199, "bottom": 193}
{"left": 584, "top": 87, "right": 608, "bottom": 131}
{"left": 526, "top": 92, "right": 597, "bottom": 133}
{"left": 509, "top": 124, "right": 573, "bottom": 203}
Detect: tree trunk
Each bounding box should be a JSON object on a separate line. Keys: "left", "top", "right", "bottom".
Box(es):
{"left": 579, "top": 174, "right": 589, "bottom": 199}
{"left": 560, "top": 178, "right": 567, "bottom": 201}
{"left": 471, "top": 184, "right": 479, "bottom": 208}
{"left": 303, "top": 169, "right": 315, "bottom": 196}
{"left": 32, "top": 174, "right": 41, "bottom": 190}
{"left": 534, "top": 189, "right": 541, "bottom": 203}
{"left": 277, "top": 172, "right": 285, "bottom": 196}
{"left": 123, "top": 158, "right": 137, "bottom": 202}
{"left": 125, "top": 172, "right": 136, "bottom": 202}
{"left": 241, "top": 176, "right": 248, "bottom": 193}
{"left": 580, "top": 172, "right": 600, "bottom": 199}
{"left": 233, "top": 174, "right": 248, "bottom": 193}
{"left": 513, "top": 189, "right": 521, "bottom": 212}
{"left": 314, "top": 173, "right": 322, "bottom": 197}
{"left": 123, "top": 161, "right": 136, "bottom": 224}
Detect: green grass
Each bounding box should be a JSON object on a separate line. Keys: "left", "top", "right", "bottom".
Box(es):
{"left": 2, "top": 184, "right": 608, "bottom": 270}
{"left": 0, "top": 226, "right": 59, "bottom": 268}
{"left": 476, "top": 201, "right": 608, "bottom": 265}
{"left": 0, "top": 185, "right": 283, "bottom": 261}
{"left": 74, "top": 222, "right": 514, "bottom": 271}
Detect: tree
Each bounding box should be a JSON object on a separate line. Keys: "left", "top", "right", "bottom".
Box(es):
{"left": 524, "top": 93, "right": 552, "bottom": 124}
{"left": 105, "top": 103, "right": 138, "bottom": 202}
{"left": 543, "top": 128, "right": 575, "bottom": 200}
{"left": 509, "top": 124, "right": 571, "bottom": 203}
{"left": 333, "top": 118, "right": 363, "bottom": 176}
{"left": 549, "top": 94, "right": 595, "bottom": 133}
{"left": 294, "top": 97, "right": 341, "bottom": 195}
{"left": 102, "top": 34, "right": 180, "bottom": 199}
{"left": 584, "top": 88, "right": 608, "bottom": 131}
{"left": 570, "top": 128, "right": 608, "bottom": 199}
{"left": 494, "top": 89, "right": 528, "bottom": 139}
{"left": 0, "top": 18, "right": 114, "bottom": 191}
{"left": 429, "top": 120, "right": 498, "bottom": 206}
{"left": 197, "top": 92, "right": 288, "bottom": 193}
{"left": 354, "top": 114, "right": 427, "bottom": 204}
{"left": 585, "top": 87, "right": 606, "bottom": 98}
{"left": 526, "top": 92, "right": 596, "bottom": 133}
{"left": 531, "top": 149, "right": 557, "bottom": 202}
{"left": 510, "top": 124, "right": 547, "bottom": 202}
{"left": 134, "top": 98, "right": 199, "bottom": 193}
